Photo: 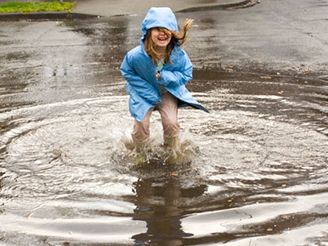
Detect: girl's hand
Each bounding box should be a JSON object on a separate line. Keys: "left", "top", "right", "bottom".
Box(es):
{"left": 156, "top": 71, "right": 160, "bottom": 80}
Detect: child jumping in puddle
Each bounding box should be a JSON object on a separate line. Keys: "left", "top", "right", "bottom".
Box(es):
{"left": 120, "top": 7, "right": 208, "bottom": 163}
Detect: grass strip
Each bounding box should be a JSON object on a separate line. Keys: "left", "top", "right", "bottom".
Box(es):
{"left": 0, "top": 2, "right": 75, "bottom": 14}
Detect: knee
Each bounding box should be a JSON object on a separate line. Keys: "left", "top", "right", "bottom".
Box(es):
{"left": 132, "top": 122, "right": 150, "bottom": 144}
{"left": 163, "top": 119, "right": 180, "bottom": 137}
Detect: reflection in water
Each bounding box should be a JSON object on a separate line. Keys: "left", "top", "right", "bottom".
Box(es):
{"left": 132, "top": 175, "right": 206, "bottom": 246}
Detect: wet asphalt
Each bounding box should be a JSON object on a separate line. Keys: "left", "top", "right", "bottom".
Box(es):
{"left": 0, "top": 0, "right": 328, "bottom": 245}
{"left": 1, "top": 0, "right": 327, "bottom": 112}
{"left": 72, "top": 0, "right": 256, "bottom": 17}
{"left": 1, "top": 0, "right": 328, "bottom": 75}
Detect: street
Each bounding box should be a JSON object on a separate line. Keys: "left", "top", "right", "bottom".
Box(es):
{"left": 0, "top": 0, "right": 327, "bottom": 245}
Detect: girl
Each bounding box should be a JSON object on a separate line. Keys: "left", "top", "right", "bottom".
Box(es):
{"left": 120, "top": 7, "right": 208, "bottom": 156}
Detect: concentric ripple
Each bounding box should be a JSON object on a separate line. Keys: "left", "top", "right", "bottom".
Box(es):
{"left": 0, "top": 87, "right": 327, "bottom": 244}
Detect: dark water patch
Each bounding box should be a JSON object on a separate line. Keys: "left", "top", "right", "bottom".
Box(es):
{"left": 0, "top": 40, "right": 12, "bottom": 46}
{"left": 3, "top": 51, "right": 30, "bottom": 61}
{"left": 65, "top": 19, "right": 128, "bottom": 38}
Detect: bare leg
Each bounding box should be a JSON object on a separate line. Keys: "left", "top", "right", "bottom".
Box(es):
{"left": 157, "top": 93, "right": 181, "bottom": 150}
{"left": 131, "top": 109, "right": 153, "bottom": 151}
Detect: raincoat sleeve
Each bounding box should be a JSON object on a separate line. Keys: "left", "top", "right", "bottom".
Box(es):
{"left": 157, "top": 50, "right": 193, "bottom": 86}
{"left": 120, "top": 54, "right": 149, "bottom": 92}
{"left": 120, "top": 52, "right": 158, "bottom": 105}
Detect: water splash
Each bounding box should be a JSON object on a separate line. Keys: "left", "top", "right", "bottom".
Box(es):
{"left": 117, "top": 136, "right": 198, "bottom": 167}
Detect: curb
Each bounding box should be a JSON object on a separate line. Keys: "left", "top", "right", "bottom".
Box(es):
{"left": 177, "top": 0, "right": 259, "bottom": 12}
{"left": 0, "top": 12, "right": 99, "bottom": 21}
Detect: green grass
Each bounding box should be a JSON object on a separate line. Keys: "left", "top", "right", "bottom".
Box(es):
{"left": 0, "top": 1, "right": 75, "bottom": 14}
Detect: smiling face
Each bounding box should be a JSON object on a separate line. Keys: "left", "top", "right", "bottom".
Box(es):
{"left": 150, "top": 27, "right": 172, "bottom": 51}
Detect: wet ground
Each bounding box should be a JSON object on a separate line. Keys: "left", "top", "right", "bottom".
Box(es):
{"left": 0, "top": 0, "right": 328, "bottom": 245}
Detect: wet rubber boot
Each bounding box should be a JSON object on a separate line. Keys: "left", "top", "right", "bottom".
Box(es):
{"left": 164, "top": 136, "right": 181, "bottom": 150}
{"left": 124, "top": 138, "right": 149, "bottom": 165}
{"left": 163, "top": 136, "right": 183, "bottom": 165}
{"left": 133, "top": 139, "right": 150, "bottom": 165}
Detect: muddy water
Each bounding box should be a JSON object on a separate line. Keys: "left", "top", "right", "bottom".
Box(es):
{"left": 0, "top": 16, "right": 327, "bottom": 245}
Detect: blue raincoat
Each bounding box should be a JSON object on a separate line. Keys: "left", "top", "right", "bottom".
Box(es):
{"left": 120, "top": 7, "right": 208, "bottom": 122}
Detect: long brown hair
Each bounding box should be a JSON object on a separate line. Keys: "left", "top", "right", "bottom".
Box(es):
{"left": 144, "top": 19, "right": 193, "bottom": 64}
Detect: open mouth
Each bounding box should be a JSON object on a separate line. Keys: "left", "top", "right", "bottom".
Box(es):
{"left": 157, "top": 36, "right": 168, "bottom": 41}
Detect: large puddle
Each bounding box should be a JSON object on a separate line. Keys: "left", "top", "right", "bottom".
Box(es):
{"left": 0, "top": 15, "right": 327, "bottom": 245}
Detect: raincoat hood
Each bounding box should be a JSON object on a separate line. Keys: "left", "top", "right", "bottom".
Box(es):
{"left": 141, "top": 7, "right": 178, "bottom": 39}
